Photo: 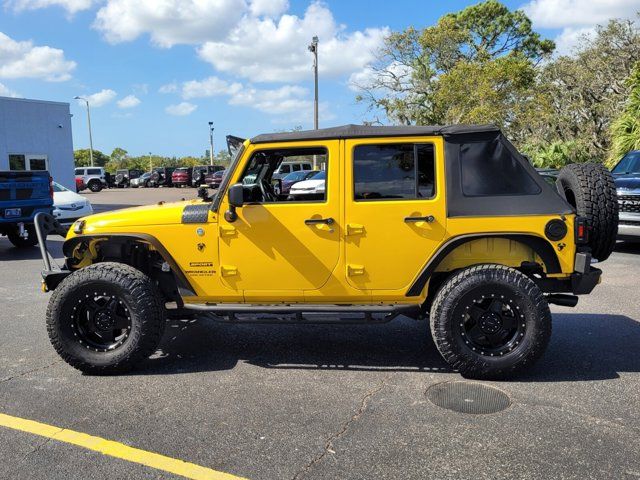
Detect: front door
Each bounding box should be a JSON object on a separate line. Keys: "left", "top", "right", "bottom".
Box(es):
{"left": 344, "top": 137, "right": 447, "bottom": 292}
{"left": 218, "top": 141, "right": 340, "bottom": 301}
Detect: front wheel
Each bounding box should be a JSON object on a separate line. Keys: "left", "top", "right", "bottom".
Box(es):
{"left": 430, "top": 264, "right": 551, "bottom": 380}
{"left": 88, "top": 180, "right": 103, "bottom": 193}
{"left": 46, "top": 262, "right": 165, "bottom": 374}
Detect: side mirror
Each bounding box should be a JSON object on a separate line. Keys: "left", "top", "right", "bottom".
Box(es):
{"left": 225, "top": 183, "right": 244, "bottom": 222}
{"left": 228, "top": 183, "right": 244, "bottom": 207}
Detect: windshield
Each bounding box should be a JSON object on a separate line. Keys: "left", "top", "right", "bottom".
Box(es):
{"left": 53, "top": 182, "right": 69, "bottom": 193}
{"left": 310, "top": 170, "right": 326, "bottom": 180}
{"left": 612, "top": 151, "right": 640, "bottom": 174}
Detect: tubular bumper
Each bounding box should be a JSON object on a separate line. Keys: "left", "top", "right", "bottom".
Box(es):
{"left": 33, "top": 212, "right": 72, "bottom": 291}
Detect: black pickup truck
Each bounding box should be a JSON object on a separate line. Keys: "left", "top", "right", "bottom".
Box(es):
{"left": 0, "top": 171, "right": 54, "bottom": 248}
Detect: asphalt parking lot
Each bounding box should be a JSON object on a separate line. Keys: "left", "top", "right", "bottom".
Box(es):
{"left": 1, "top": 187, "right": 640, "bottom": 479}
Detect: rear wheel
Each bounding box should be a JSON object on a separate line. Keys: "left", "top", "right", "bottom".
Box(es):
{"left": 88, "top": 180, "right": 103, "bottom": 192}
{"left": 46, "top": 262, "right": 165, "bottom": 374}
{"left": 7, "top": 225, "right": 38, "bottom": 248}
{"left": 556, "top": 163, "right": 618, "bottom": 261}
{"left": 430, "top": 264, "right": 551, "bottom": 379}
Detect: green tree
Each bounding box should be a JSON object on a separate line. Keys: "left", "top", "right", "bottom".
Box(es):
{"left": 355, "top": 0, "right": 554, "bottom": 132}
{"left": 608, "top": 62, "right": 640, "bottom": 166}
{"left": 74, "top": 149, "right": 110, "bottom": 167}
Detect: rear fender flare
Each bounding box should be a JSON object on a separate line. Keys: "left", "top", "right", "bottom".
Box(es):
{"left": 406, "top": 233, "right": 561, "bottom": 297}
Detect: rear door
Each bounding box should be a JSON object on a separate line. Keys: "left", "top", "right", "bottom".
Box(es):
{"left": 344, "top": 137, "right": 447, "bottom": 291}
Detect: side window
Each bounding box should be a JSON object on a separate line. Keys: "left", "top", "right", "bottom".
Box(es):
{"left": 237, "top": 147, "right": 328, "bottom": 203}
{"left": 353, "top": 143, "right": 435, "bottom": 200}
{"left": 75, "top": 168, "right": 83, "bottom": 175}
{"left": 87, "top": 168, "right": 101, "bottom": 175}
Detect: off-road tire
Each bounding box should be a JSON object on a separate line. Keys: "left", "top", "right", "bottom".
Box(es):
{"left": 46, "top": 262, "right": 165, "bottom": 374}
{"left": 7, "top": 225, "right": 38, "bottom": 248}
{"left": 430, "top": 264, "right": 551, "bottom": 380}
{"left": 88, "top": 179, "right": 103, "bottom": 192}
{"left": 556, "top": 163, "right": 618, "bottom": 261}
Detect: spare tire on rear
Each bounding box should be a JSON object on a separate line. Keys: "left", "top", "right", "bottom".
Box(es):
{"left": 556, "top": 163, "right": 618, "bottom": 261}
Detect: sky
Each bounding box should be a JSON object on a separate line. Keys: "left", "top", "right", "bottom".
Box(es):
{"left": 0, "top": 0, "right": 638, "bottom": 157}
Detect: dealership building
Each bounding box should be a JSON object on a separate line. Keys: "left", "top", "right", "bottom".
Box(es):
{"left": 0, "top": 96, "right": 75, "bottom": 189}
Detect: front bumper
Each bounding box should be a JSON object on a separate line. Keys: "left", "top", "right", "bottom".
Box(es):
{"left": 33, "top": 212, "right": 72, "bottom": 291}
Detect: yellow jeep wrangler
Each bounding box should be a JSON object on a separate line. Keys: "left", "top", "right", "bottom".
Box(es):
{"left": 36, "top": 125, "right": 618, "bottom": 379}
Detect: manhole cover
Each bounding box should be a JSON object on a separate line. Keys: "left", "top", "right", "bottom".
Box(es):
{"left": 426, "top": 381, "right": 510, "bottom": 414}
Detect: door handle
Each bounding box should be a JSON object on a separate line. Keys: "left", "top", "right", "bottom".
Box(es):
{"left": 404, "top": 215, "right": 435, "bottom": 223}
{"left": 305, "top": 217, "right": 334, "bottom": 225}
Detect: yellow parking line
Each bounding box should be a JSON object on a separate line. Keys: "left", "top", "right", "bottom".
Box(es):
{"left": 0, "top": 413, "right": 247, "bottom": 480}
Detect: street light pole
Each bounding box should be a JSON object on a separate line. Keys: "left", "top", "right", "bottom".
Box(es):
{"left": 208, "top": 122, "right": 214, "bottom": 166}
{"left": 74, "top": 96, "right": 94, "bottom": 167}
{"left": 148, "top": 152, "right": 152, "bottom": 172}
{"left": 308, "top": 36, "right": 319, "bottom": 130}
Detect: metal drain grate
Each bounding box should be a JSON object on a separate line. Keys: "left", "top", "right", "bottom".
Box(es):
{"left": 426, "top": 381, "right": 510, "bottom": 414}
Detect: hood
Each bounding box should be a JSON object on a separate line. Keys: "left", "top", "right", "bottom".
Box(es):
{"left": 614, "top": 173, "right": 640, "bottom": 192}
{"left": 77, "top": 199, "right": 209, "bottom": 233}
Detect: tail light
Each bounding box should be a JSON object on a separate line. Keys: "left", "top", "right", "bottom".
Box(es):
{"left": 575, "top": 216, "right": 589, "bottom": 244}
{"left": 49, "top": 176, "right": 54, "bottom": 199}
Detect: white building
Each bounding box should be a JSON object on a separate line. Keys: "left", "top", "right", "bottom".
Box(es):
{"left": 0, "top": 96, "right": 74, "bottom": 189}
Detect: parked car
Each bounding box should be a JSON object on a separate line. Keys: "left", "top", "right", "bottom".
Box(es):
{"left": 272, "top": 160, "right": 314, "bottom": 180}
{"left": 192, "top": 165, "right": 224, "bottom": 188}
{"left": 75, "top": 177, "right": 85, "bottom": 193}
{"left": 52, "top": 182, "right": 93, "bottom": 227}
{"left": 38, "top": 124, "right": 617, "bottom": 379}
{"left": 148, "top": 167, "right": 176, "bottom": 188}
{"left": 172, "top": 167, "right": 192, "bottom": 187}
{"left": 205, "top": 169, "right": 226, "bottom": 189}
{"left": 280, "top": 170, "right": 318, "bottom": 195}
{"left": 130, "top": 172, "right": 152, "bottom": 188}
{"left": 74, "top": 167, "right": 106, "bottom": 192}
{"left": 288, "top": 170, "right": 326, "bottom": 200}
{"left": 0, "top": 170, "right": 53, "bottom": 248}
{"left": 114, "top": 169, "right": 144, "bottom": 188}
{"left": 612, "top": 150, "right": 640, "bottom": 240}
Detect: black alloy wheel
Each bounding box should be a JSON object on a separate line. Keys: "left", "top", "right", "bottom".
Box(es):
{"left": 70, "top": 289, "right": 132, "bottom": 352}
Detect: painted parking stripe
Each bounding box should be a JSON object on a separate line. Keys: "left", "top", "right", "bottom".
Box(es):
{"left": 0, "top": 413, "right": 247, "bottom": 480}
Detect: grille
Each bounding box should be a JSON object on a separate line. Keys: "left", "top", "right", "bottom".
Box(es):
{"left": 426, "top": 381, "right": 510, "bottom": 414}
{"left": 618, "top": 195, "right": 640, "bottom": 214}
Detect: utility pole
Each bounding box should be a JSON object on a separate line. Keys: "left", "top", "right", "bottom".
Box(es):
{"left": 148, "top": 152, "right": 152, "bottom": 172}
{"left": 208, "top": 122, "right": 215, "bottom": 166}
{"left": 308, "top": 36, "right": 319, "bottom": 130}
{"left": 74, "top": 96, "right": 94, "bottom": 167}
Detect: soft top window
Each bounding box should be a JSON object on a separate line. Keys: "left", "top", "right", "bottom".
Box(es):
{"left": 460, "top": 137, "right": 540, "bottom": 197}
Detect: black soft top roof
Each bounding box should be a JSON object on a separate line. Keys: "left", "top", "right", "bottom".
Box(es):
{"left": 250, "top": 124, "right": 500, "bottom": 144}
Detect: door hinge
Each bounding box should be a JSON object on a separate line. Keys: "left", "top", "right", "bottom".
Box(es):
{"left": 346, "top": 223, "right": 365, "bottom": 236}
{"left": 219, "top": 225, "right": 237, "bottom": 237}
{"left": 347, "top": 264, "right": 365, "bottom": 276}
{"left": 220, "top": 265, "right": 238, "bottom": 277}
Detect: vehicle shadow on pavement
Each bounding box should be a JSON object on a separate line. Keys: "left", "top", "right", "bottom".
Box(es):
{"left": 133, "top": 317, "right": 453, "bottom": 375}
{"left": 130, "top": 313, "right": 640, "bottom": 381}
{"left": 0, "top": 237, "right": 64, "bottom": 262}
{"left": 521, "top": 313, "right": 640, "bottom": 382}
{"left": 614, "top": 240, "right": 640, "bottom": 254}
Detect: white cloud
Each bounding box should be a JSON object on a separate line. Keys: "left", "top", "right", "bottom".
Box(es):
{"left": 4, "top": 0, "right": 95, "bottom": 15}
{"left": 553, "top": 26, "right": 597, "bottom": 55}
{"left": 159, "top": 82, "right": 178, "bottom": 94}
{"left": 166, "top": 101, "right": 197, "bottom": 116}
{"left": 198, "top": 2, "right": 388, "bottom": 83}
{"left": 523, "top": 0, "right": 638, "bottom": 29}
{"left": 117, "top": 94, "right": 141, "bottom": 108}
{"left": 0, "top": 82, "right": 20, "bottom": 97}
{"left": 182, "top": 76, "right": 242, "bottom": 99}
{"left": 249, "top": 0, "right": 288, "bottom": 17}
{"left": 229, "top": 84, "right": 308, "bottom": 114}
{"left": 0, "top": 32, "right": 76, "bottom": 81}
{"left": 81, "top": 88, "right": 117, "bottom": 107}
{"left": 523, "top": 0, "right": 639, "bottom": 54}
{"left": 93, "top": 0, "right": 246, "bottom": 47}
